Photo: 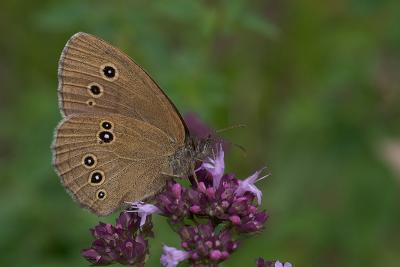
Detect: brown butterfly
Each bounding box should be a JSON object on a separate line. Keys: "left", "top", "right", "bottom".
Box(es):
{"left": 52, "top": 32, "right": 212, "bottom": 215}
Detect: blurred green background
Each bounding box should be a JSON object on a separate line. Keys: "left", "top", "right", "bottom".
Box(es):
{"left": 1, "top": 0, "right": 400, "bottom": 266}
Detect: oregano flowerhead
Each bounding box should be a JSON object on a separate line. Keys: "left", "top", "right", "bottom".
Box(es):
{"left": 82, "top": 143, "right": 291, "bottom": 266}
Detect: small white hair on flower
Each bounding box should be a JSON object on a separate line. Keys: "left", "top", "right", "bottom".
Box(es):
{"left": 125, "top": 201, "right": 160, "bottom": 227}
{"left": 235, "top": 168, "right": 269, "bottom": 205}
{"left": 160, "top": 245, "right": 189, "bottom": 267}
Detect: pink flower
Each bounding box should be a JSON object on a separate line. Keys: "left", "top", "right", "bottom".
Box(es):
{"left": 229, "top": 215, "right": 241, "bottom": 225}
{"left": 235, "top": 169, "right": 268, "bottom": 205}
{"left": 201, "top": 144, "right": 225, "bottom": 189}
{"left": 126, "top": 202, "right": 160, "bottom": 227}
{"left": 275, "top": 261, "right": 292, "bottom": 267}
{"left": 160, "top": 245, "right": 189, "bottom": 267}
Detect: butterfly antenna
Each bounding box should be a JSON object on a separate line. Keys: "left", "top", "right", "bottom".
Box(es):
{"left": 216, "top": 124, "right": 247, "bottom": 134}
{"left": 207, "top": 135, "right": 247, "bottom": 158}
{"left": 232, "top": 142, "right": 247, "bottom": 157}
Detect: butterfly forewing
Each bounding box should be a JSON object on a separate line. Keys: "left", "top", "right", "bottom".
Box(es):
{"left": 58, "top": 32, "right": 186, "bottom": 143}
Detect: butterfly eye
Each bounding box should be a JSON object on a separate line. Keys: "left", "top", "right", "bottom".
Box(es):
{"left": 101, "top": 121, "right": 113, "bottom": 130}
{"left": 98, "top": 131, "right": 114, "bottom": 143}
{"left": 89, "top": 170, "right": 105, "bottom": 185}
{"left": 82, "top": 154, "right": 97, "bottom": 168}
{"left": 96, "top": 189, "right": 107, "bottom": 200}
{"left": 88, "top": 83, "right": 103, "bottom": 97}
{"left": 100, "top": 63, "right": 118, "bottom": 81}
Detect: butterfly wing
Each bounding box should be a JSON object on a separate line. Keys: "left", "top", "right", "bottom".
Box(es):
{"left": 54, "top": 32, "right": 190, "bottom": 214}
{"left": 53, "top": 114, "right": 176, "bottom": 215}
{"left": 58, "top": 32, "right": 187, "bottom": 143}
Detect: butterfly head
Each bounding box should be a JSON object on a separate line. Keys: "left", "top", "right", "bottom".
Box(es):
{"left": 169, "top": 136, "right": 217, "bottom": 178}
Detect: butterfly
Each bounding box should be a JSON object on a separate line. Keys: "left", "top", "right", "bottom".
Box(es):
{"left": 52, "top": 32, "right": 212, "bottom": 215}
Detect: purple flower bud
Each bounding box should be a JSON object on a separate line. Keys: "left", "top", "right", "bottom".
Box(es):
{"left": 249, "top": 205, "right": 257, "bottom": 213}
{"left": 81, "top": 248, "right": 111, "bottom": 265}
{"left": 172, "top": 183, "right": 182, "bottom": 198}
{"left": 181, "top": 241, "right": 189, "bottom": 249}
{"left": 190, "top": 252, "right": 200, "bottom": 260}
{"left": 206, "top": 187, "right": 216, "bottom": 198}
{"left": 209, "top": 250, "right": 222, "bottom": 261}
{"left": 190, "top": 205, "right": 201, "bottom": 213}
{"left": 198, "top": 182, "right": 207, "bottom": 193}
{"left": 229, "top": 215, "right": 241, "bottom": 225}
{"left": 180, "top": 227, "right": 192, "bottom": 241}
{"left": 237, "top": 211, "right": 268, "bottom": 233}
{"left": 221, "top": 251, "right": 229, "bottom": 259}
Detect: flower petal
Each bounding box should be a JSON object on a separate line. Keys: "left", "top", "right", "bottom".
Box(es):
{"left": 235, "top": 170, "right": 265, "bottom": 205}
{"left": 160, "top": 245, "right": 189, "bottom": 267}
{"left": 200, "top": 144, "right": 225, "bottom": 189}
{"left": 126, "top": 202, "right": 161, "bottom": 227}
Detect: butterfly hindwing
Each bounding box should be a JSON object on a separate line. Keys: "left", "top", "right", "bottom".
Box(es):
{"left": 52, "top": 113, "right": 176, "bottom": 215}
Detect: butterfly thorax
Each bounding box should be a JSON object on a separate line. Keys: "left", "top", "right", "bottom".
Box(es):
{"left": 169, "top": 136, "right": 213, "bottom": 178}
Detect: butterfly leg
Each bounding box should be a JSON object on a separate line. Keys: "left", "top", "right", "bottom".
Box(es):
{"left": 190, "top": 164, "right": 199, "bottom": 186}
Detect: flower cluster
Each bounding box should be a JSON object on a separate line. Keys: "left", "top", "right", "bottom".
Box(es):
{"left": 154, "top": 145, "right": 269, "bottom": 266}
{"left": 179, "top": 223, "right": 239, "bottom": 265}
{"left": 81, "top": 212, "right": 153, "bottom": 266}
{"left": 156, "top": 145, "right": 268, "bottom": 235}
{"left": 158, "top": 222, "right": 239, "bottom": 267}
{"left": 81, "top": 115, "right": 292, "bottom": 266}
